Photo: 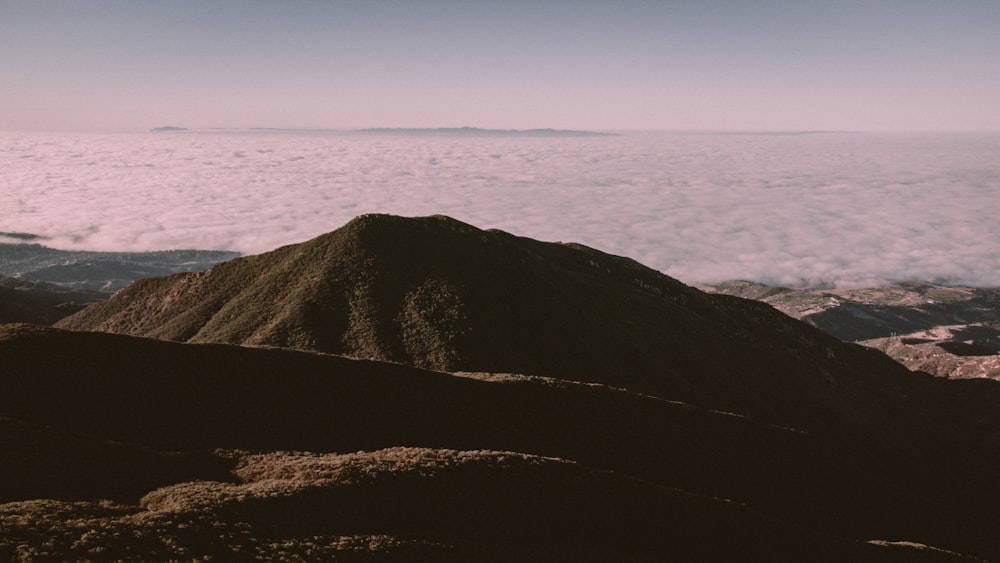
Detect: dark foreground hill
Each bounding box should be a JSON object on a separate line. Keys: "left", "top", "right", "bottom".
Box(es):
{"left": 0, "top": 324, "right": 993, "bottom": 561}
{"left": 12, "top": 214, "right": 999, "bottom": 559}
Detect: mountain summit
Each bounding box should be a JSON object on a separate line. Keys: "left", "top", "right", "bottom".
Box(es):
{"left": 57, "top": 214, "right": 902, "bottom": 422}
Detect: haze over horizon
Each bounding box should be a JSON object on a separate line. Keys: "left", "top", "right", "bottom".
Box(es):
{"left": 3, "top": 0, "right": 999, "bottom": 133}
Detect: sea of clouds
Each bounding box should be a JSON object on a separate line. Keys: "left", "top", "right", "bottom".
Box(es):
{"left": 2, "top": 130, "right": 997, "bottom": 288}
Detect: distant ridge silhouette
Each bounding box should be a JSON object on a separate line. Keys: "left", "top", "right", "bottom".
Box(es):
{"left": 353, "top": 126, "right": 617, "bottom": 136}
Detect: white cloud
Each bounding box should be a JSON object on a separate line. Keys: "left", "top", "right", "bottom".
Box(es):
{"left": 1, "top": 130, "right": 997, "bottom": 288}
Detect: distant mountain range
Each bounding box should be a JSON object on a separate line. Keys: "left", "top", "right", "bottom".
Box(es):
{"left": 3, "top": 215, "right": 999, "bottom": 560}
{"left": 0, "top": 242, "right": 239, "bottom": 326}
{"left": 709, "top": 281, "right": 1000, "bottom": 379}
{"left": 0, "top": 242, "right": 239, "bottom": 293}
{"left": 149, "top": 126, "right": 617, "bottom": 136}
{"left": 352, "top": 126, "right": 618, "bottom": 137}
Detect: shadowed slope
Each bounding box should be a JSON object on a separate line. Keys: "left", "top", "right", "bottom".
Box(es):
{"left": 0, "top": 415, "right": 231, "bottom": 503}
{"left": 1, "top": 324, "right": 999, "bottom": 559}
{"left": 0, "top": 323, "right": 909, "bottom": 507}
{"left": 0, "top": 276, "right": 105, "bottom": 325}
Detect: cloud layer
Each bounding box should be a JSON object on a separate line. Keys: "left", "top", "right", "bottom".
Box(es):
{"left": 2, "top": 130, "right": 997, "bottom": 288}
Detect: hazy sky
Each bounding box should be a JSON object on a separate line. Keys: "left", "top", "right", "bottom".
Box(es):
{"left": 3, "top": 0, "right": 999, "bottom": 132}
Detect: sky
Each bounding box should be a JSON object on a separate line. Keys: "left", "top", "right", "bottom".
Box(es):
{"left": 2, "top": 0, "right": 998, "bottom": 133}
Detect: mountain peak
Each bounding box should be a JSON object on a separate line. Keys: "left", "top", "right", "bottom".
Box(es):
{"left": 57, "top": 214, "right": 918, "bottom": 432}
{"left": 339, "top": 212, "right": 480, "bottom": 237}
